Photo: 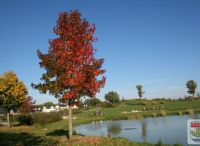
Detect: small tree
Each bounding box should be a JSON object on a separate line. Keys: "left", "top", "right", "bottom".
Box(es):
{"left": 186, "top": 80, "right": 197, "bottom": 98}
{"left": 104, "top": 91, "right": 120, "bottom": 104}
{"left": 32, "top": 10, "right": 105, "bottom": 140}
{"left": 0, "top": 71, "right": 28, "bottom": 126}
{"left": 136, "top": 84, "right": 145, "bottom": 101}
{"left": 19, "top": 96, "right": 35, "bottom": 113}
{"left": 43, "top": 102, "right": 55, "bottom": 108}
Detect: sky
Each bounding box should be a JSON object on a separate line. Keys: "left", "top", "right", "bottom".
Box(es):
{"left": 0, "top": 0, "right": 200, "bottom": 104}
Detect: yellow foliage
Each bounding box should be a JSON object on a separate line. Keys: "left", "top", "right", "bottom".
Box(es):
{"left": 0, "top": 71, "right": 28, "bottom": 110}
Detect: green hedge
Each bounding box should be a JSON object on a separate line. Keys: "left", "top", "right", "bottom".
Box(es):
{"left": 17, "top": 112, "right": 62, "bottom": 125}
{"left": 18, "top": 114, "right": 33, "bottom": 125}
{"left": 33, "top": 112, "right": 62, "bottom": 125}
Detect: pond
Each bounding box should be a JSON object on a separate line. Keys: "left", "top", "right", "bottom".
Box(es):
{"left": 75, "top": 114, "right": 200, "bottom": 146}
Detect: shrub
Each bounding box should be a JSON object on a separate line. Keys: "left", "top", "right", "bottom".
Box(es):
{"left": 84, "top": 98, "right": 102, "bottom": 107}
{"left": 151, "top": 101, "right": 157, "bottom": 105}
{"left": 112, "top": 114, "right": 128, "bottom": 120}
{"left": 185, "top": 109, "right": 194, "bottom": 115}
{"left": 141, "top": 101, "right": 148, "bottom": 106}
{"left": 160, "top": 101, "right": 165, "bottom": 104}
{"left": 134, "top": 114, "right": 143, "bottom": 119}
{"left": 33, "top": 112, "right": 61, "bottom": 125}
{"left": 177, "top": 111, "right": 183, "bottom": 116}
{"left": 159, "top": 111, "right": 167, "bottom": 117}
{"left": 151, "top": 112, "right": 157, "bottom": 117}
{"left": 101, "top": 102, "right": 110, "bottom": 108}
{"left": 0, "top": 114, "right": 6, "bottom": 122}
{"left": 128, "top": 114, "right": 143, "bottom": 120}
{"left": 18, "top": 114, "right": 33, "bottom": 125}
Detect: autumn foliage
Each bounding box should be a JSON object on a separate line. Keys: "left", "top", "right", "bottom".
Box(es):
{"left": 19, "top": 96, "right": 35, "bottom": 113}
{"left": 0, "top": 71, "right": 28, "bottom": 111}
{"left": 32, "top": 10, "right": 106, "bottom": 139}
{"left": 32, "top": 10, "right": 106, "bottom": 104}
{"left": 0, "top": 71, "right": 28, "bottom": 126}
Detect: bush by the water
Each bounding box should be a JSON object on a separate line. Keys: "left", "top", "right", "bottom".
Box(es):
{"left": 33, "top": 112, "right": 62, "bottom": 125}
{"left": 151, "top": 112, "right": 157, "bottom": 117}
{"left": 185, "top": 109, "right": 194, "bottom": 115}
{"left": 159, "top": 111, "right": 167, "bottom": 117}
{"left": 177, "top": 111, "right": 183, "bottom": 116}
{"left": 128, "top": 114, "right": 143, "bottom": 120}
{"left": 18, "top": 114, "right": 33, "bottom": 125}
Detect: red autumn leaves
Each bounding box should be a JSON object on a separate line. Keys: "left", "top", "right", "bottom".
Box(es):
{"left": 32, "top": 10, "right": 105, "bottom": 103}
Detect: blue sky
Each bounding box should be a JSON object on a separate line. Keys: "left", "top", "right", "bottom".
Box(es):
{"left": 0, "top": 0, "right": 200, "bottom": 104}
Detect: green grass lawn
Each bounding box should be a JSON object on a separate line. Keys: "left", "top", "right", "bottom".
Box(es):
{"left": 0, "top": 99, "right": 199, "bottom": 146}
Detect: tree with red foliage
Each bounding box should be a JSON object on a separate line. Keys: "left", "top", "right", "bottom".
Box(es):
{"left": 32, "top": 10, "right": 106, "bottom": 139}
{"left": 19, "top": 96, "right": 35, "bottom": 113}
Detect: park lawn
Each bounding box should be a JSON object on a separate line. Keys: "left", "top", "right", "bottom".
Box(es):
{"left": 0, "top": 131, "right": 160, "bottom": 146}
{"left": 75, "top": 99, "right": 200, "bottom": 120}
{"left": 0, "top": 99, "right": 199, "bottom": 146}
{"left": 0, "top": 123, "right": 169, "bottom": 146}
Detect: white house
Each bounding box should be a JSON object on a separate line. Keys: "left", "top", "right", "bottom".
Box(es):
{"left": 55, "top": 105, "right": 60, "bottom": 111}
{"left": 42, "top": 106, "right": 56, "bottom": 112}
{"left": 41, "top": 104, "right": 78, "bottom": 113}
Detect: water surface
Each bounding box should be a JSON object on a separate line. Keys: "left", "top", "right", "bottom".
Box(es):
{"left": 75, "top": 114, "right": 200, "bottom": 146}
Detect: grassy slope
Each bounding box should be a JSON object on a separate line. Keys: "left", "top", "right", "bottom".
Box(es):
{"left": 0, "top": 99, "right": 199, "bottom": 146}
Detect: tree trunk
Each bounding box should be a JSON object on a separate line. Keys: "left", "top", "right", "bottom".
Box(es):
{"left": 7, "top": 112, "right": 10, "bottom": 127}
{"left": 68, "top": 105, "right": 72, "bottom": 140}
{"left": 11, "top": 115, "right": 13, "bottom": 127}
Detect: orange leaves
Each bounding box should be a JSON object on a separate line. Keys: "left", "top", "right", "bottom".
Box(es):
{"left": 33, "top": 10, "right": 106, "bottom": 103}
{"left": 85, "top": 34, "right": 91, "bottom": 40}
{"left": 63, "top": 91, "right": 79, "bottom": 100}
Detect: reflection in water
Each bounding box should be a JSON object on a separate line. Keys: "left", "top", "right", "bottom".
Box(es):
{"left": 141, "top": 120, "right": 147, "bottom": 143}
{"left": 152, "top": 117, "right": 158, "bottom": 126}
{"left": 189, "top": 114, "right": 199, "bottom": 119}
{"left": 75, "top": 114, "right": 200, "bottom": 146}
{"left": 88, "top": 123, "right": 103, "bottom": 131}
{"left": 162, "top": 117, "right": 167, "bottom": 126}
{"left": 107, "top": 123, "right": 122, "bottom": 136}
